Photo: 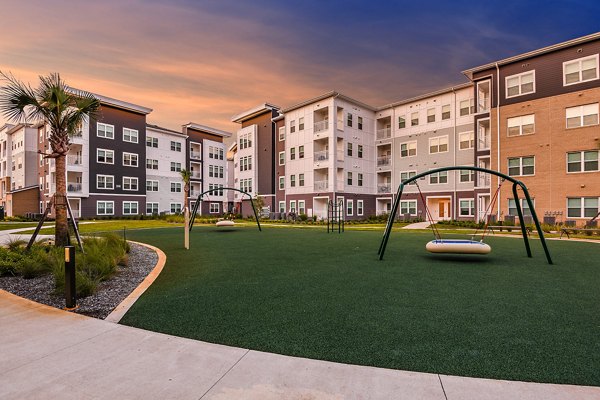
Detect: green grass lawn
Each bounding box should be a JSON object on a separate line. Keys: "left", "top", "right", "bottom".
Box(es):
{"left": 0, "top": 222, "right": 39, "bottom": 231}
{"left": 118, "top": 226, "right": 598, "bottom": 385}
{"left": 23, "top": 219, "right": 182, "bottom": 235}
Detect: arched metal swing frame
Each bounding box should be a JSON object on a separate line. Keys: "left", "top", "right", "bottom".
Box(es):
{"left": 377, "top": 166, "right": 553, "bottom": 265}
{"left": 189, "top": 188, "right": 261, "bottom": 232}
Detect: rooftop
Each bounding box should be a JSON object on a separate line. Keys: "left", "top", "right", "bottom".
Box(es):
{"left": 183, "top": 122, "right": 232, "bottom": 138}
{"left": 231, "top": 103, "right": 280, "bottom": 124}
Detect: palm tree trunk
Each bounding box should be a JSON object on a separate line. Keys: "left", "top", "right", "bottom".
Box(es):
{"left": 55, "top": 155, "right": 69, "bottom": 246}
{"left": 184, "top": 187, "right": 189, "bottom": 249}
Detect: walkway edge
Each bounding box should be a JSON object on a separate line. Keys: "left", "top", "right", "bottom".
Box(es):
{"left": 104, "top": 241, "right": 166, "bottom": 323}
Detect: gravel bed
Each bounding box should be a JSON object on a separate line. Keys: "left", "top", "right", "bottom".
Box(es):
{"left": 0, "top": 242, "right": 158, "bottom": 319}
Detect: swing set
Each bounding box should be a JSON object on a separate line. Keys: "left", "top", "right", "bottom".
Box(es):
{"left": 189, "top": 187, "right": 262, "bottom": 231}
{"left": 377, "top": 166, "right": 553, "bottom": 264}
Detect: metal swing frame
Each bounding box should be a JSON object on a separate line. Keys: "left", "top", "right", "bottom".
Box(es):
{"left": 189, "top": 187, "right": 261, "bottom": 231}
{"left": 377, "top": 166, "right": 553, "bottom": 265}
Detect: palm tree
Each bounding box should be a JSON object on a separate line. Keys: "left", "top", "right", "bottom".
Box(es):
{"left": 180, "top": 169, "right": 191, "bottom": 249}
{"left": 0, "top": 72, "right": 100, "bottom": 246}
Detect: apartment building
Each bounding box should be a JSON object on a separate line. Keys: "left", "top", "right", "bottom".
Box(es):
{"left": 181, "top": 123, "right": 231, "bottom": 215}
{"left": 145, "top": 124, "right": 187, "bottom": 215}
{"left": 463, "top": 32, "right": 600, "bottom": 225}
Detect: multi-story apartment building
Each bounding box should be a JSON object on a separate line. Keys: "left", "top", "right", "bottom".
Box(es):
{"left": 181, "top": 123, "right": 231, "bottom": 215}
{"left": 463, "top": 32, "right": 600, "bottom": 225}
{"left": 145, "top": 124, "right": 187, "bottom": 215}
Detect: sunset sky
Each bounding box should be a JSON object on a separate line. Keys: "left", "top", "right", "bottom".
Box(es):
{"left": 1, "top": 0, "right": 599, "bottom": 133}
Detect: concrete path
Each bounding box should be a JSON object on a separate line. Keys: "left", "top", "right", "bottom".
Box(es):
{"left": 1, "top": 291, "right": 599, "bottom": 399}
{"left": 0, "top": 225, "right": 53, "bottom": 246}
{"left": 402, "top": 221, "right": 432, "bottom": 229}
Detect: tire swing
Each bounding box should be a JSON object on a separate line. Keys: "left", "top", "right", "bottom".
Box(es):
{"left": 416, "top": 179, "right": 504, "bottom": 255}
{"left": 202, "top": 192, "right": 235, "bottom": 228}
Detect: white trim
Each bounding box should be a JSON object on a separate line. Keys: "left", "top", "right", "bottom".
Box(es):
{"left": 346, "top": 199, "right": 354, "bottom": 216}
{"left": 122, "top": 201, "right": 139, "bottom": 215}
{"left": 357, "top": 199, "right": 364, "bottom": 216}
{"left": 122, "top": 152, "right": 139, "bottom": 167}
{"left": 96, "top": 174, "right": 114, "bottom": 190}
{"left": 122, "top": 127, "right": 139, "bottom": 143}
{"left": 96, "top": 122, "right": 114, "bottom": 139}
{"left": 122, "top": 176, "right": 139, "bottom": 191}
{"left": 428, "top": 135, "right": 449, "bottom": 154}
{"left": 96, "top": 148, "right": 115, "bottom": 164}
{"left": 507, "top": 155, "right": 535, "bottom": 177}
{"left": 459, "top": 198, "right": 475, "bottom": 217}
{"left": 278, "top": 151, "right": 285, "bottom": 166}
{"left": 505, "top": 70, "right": 536, "bottom": 99}
{"left": 563, "top": 54, "right": 599, "bottom": 86}
{"left": 96, "top": 200, "right": 115, "bottom": 215}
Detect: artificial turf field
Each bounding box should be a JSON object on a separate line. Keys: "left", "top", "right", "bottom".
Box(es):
{"left": 121, "top": 225, "right": 600, "bottom": 386}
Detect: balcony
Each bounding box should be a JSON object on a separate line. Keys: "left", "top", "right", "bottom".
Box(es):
{"left": 377, "top": 184, "right": 391, "bottom": 194}
{"left": 477, "top": 174, "right": 491, "bottom": 188}
{"left": 478, "top": 97, "right": 490, "bottom": 113}
{"left": 67, "top": 182, "right": 82, "bottom": 193}
{"left": 190, "top": 150, "right": 201, "bottom": 159}
{"left": 376, "top": 127, "right": 391, "bottom": 140}
{"left": 314, "top": 180, "right": 328, "bottom": 191}
{"left": 67, "top": 155, "right": 82, "bottom": 166}
{"left": 190, "top": 172, "right": 201, "bottom": 179}
{"left": 314, "top": 150, "right": 329, "bottom": 162}
{"left": 377, "top": 156, "right": 391, "bottom": 167}
{"left": 314, "top": 120, "right": 329, "bottom": 133}
{"left": 478, "top": 136, "right": 491, "bottom": 150}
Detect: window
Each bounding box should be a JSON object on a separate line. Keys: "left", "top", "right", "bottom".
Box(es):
{"left": 563, "top": 54, "right": 598, "bottom": 86}
{"left": 411, "top": 112, "right": 419, "bottom": 126}
{"left": 171, "top": 182, "right": 182, "bottom": 192}
{"left": 290, "top": 148, "right": 296, "bottom": 160}
{"left": 123, "top": 177, "right": 138, "bottom": 191}
{"left": 508, "top": 199, "right": 533, "bottom": 216}
{"left": 170, "top": 141, "right": 181, "bottom": 152}
{"left": 358, "top": 145, "right": 363, "bottom": 158}
{"left": 170, "top": 203, "right": 182, "bottom": 214}
{"left": 427, "top": 108, "right": 435, "bottom": 123}
{"left": 218, "top": 166, "right": 224, "bottom": 178}
{"left": 208, "top": 146, "right": 214, "bottom": 158}
{"left": 459, "top": 169, "right": 475, "bottom": 183}
{"left": 347, "top": 143, "right": 353, "bottom": 157}
{"left": 429, "top": 136, "right": 448, "bottom": 154}
{"left": 290, "top": 120, "right": 296, "bottom": 133}
{"left": 347, "top": 200, "right": 353, "bottom": 216}
{"left": 97, "top": 149, "right": 114, "bottom": 164}
{"left": 146, "top": 158, "right": 158, "bottom": 170}
{"left": 97, "top": 201, "right": 114, "bottom": 215}
{"left": 508, "top": 156, "right": 535, "bottom": 176}
{"left": 208, "top": 183, "right": 224, "bottom": 196}
{"left": 279, "top": 151, "right": 285, "bottom": 165}
{"left": 279, "top": 126, "right": 285, "bottom": 141}
{"left": 170, "top": 162, "right": 182, "bottom": 172}
{"left": 96, "top": 174, "right": 114, "bottom": 189}
{"left": 289, "top": 200, "right": 296, "bottom": 213}
{"left": 347, "top": 113, "right": 353, "bottom": 127}
{"left": 400, "top": 171, "right": 416, "bottom": 184}
{"left": 218, "top": 148, "right": 224, "bottom": 160}
{"left": 210, "top": 203, "right": 220, "bottom": 213}
{"left": 299, "top": 145, "right": 304, "bottom": 159}
{"left": 398, "top": 115, "right": 406, "bottom": 129}
{"left": 299, "top": 173, "right": 304, "bottom": 186}
{"left": 146, "top": 202, "right": 159, "bottom": 215}
{"left": 209, "top": 165, "right": 214, "bottom": 177}
{"left": 240, "top": 178, "right": 252, "bottom": 193}
{"left": 400, "top": 200, "right": 417, "bottom": 215}
{"left": 290, "top": 175, "right": 296, "bottom": 187}
{"left": 567, "top": 150, "right": 599, "bottom": 172}
{"left": 240, "top": 156, "right": 252, "bottom": 171}
{"left": 357, "top": 200, "right": 364, "bottom": 216}
{"left": 146, "top": 136, "right": 158, "bottom": 148}
{"left": 97, "top": 123, "right": 114, "bottom": 139}
{"left": 400, "top": 141, "right": 417, "bottom": 157}
{"left": 123, "top": 152, "right": 138, "bottom": 167}
{"left": 567, "top": 197, "right": 599, "bottom": 218}
{"left": 506, "top": 71, "right": 535, "bottom": 98}
{"left": 298, "top": 117, "right": 304, "bottom": 131}
{"left": 459, "top": 199, "right": 475, "bottom": 217}
{"left": 298, "top": 200, "right": 306, "bottom": 215}
{"left": 566, "top": 103, "right": 599, "bottom": 128}
{"left": 429, "top": 171, "right": 448, "bottom": 184}
{"left": 146, "top": 180, "right": 159, "bottom": 192}
{"left": 123, "top": 128, "right": 138, "bottom": 143}
{"left": 358, "top": 173, "right": 363, "bottom": 187}
{"left": 358, "top": 116, "right": 363, "bottom": 130}
{"left": 441, "top": 105, "right": 451, "bottom": 120}
{"left": 508, "top": 114, "right": 535, "bottom": 136}
{"left": 279, "top": 201, "right": 285, "bottom": 213}
{"left": 239, "top": 133, "right": 252, "bottom": 149}
{"left": 279, "top": 176, "right": 285, "bottom": 190}
{"left": 347, "top": 172, "right": 353, "bottom": 185}
{"left": 459, "top": 99, "right": 475, "bottom": 116}
{"left": 123, "top": 201, "right": 138, "bottom": 215}
{"left": 459, "top": 131, "right": 475, "bottom": 149}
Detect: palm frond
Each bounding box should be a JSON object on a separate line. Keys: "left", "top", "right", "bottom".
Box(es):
{"left": 0, "top": 71, "right": 43, "bottom": 123}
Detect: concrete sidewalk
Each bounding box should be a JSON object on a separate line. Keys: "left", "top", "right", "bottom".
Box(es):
{"left": 1, "top": 291, "right": 598, "bottom": 399}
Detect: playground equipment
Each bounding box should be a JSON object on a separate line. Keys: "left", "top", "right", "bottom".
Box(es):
{"left": 215, "top": 220, "right": 235, "bottom": 227}
{"left": 327, "top": 199, "right": 344, "bottom": 233}
{"left": 377, "top": 166, "right": 553, "bottom": 264}
{"left": 189, "top": 187, "right": 261, "bottom": 231}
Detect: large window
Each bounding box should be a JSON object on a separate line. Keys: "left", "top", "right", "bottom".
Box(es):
{"left": 240, "top": 156, "right": 252, "bottom": 171}
{"left": 508, "top": 156, "right": 535, "bottom": 176}
{"left": 506, "top": 71, "right": 535, "bottom": 98}
{"left": 567, "top": 197, "right": 599, "bottom": 218}
{"left": 97, "top": 123, "right": 114, "bottom": 139}
{"left": 170, "top": 203, "right": 182, "bottom": 214}
{"left": 459, "top": 131, "right": 474, "bottom": 149}
{"left": 146, "top": 180, "right": 159, "bottom": 191}
{"left": 508, "top": 199, "right": 533, "bottom": 216}
{"left": 146, "top": 158, "right": 158, "bottom": 170}
{"left": 170, "top": 141, "right": 181, "bottom": 152}
{"left": 400, "top": 141, "right": 417, "bottom": 157}
{"left": 566, "top": 103, "right": 599, "bottom": 128}
{"left": 97, "top": 149, "right": 114, "bottom": 164}
{"left": 240, "top": 178, "right": 252, "bottom": 193}
{"left": 400, "top": 171, "right": 416, "bottom": 184}
{"left": 170, "top": 162, "right": 182, "bottom": 172}
{"left": 122, "top": 152, "right": 138, "bottom": 167}
{"left": 567, "top": 150, "right": 599, "bottom": 172}
{"left": 429, "top": 171, "right": 448, "bottom": 184}
{"left": 146, "top": 202, "right": 159, "bottom": 215}
{"left": 123, "top": 177, "right": 138, "bottom": 191}
{"left": 563, "top": 54, "right": 598, "bottom": 86}
{"left": 146, "top": 136, "right": 158, "bottom": 148}
{"left": 459, "top": 99, "right": 474, "bottom": 116}
{"left": 96, "top": 174, "right": 114, "bottom": 189}
{"left": 210, "top": 203, "right": 220, "bottom": 214}
{"left": 459, "top": 199, "right": 475, "bottom": 217}
{"left": 171, "top": 182, "right": 182, "bottom": 192}
{"left": 239, "top": 133, "right": 252, "bottom": 149}
{"left": 123, "top": 128, "right": 138, "bottom": 143}
{"left": 459, "top": 169, "right": 475, "bottom": 183}
{"left": 508, "top": 114, "right": 535, "bottom": 136}
{"left": 123, "top": 201, "right": 138, "bottom": 215}
{"left": 400, "top": 200, "right": 417, "bottom": 215}
{"left": 429, "top": 136, "right": 448, "bottom": 154}
{"left": 97, "top": 201, "right": 114, "bottom": 215}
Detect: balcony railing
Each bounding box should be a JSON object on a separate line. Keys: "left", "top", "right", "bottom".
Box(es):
{"left": 190, "top": 150, "right": 202, "bottom": 159}
{"left": 376, "top": 127, "right": 391, "bottom": 140}
{"left": 377, "top": 184, "right": 391, "bottom": 194}
{"left": 67, "top": 182, "right": 82, "bottom": 192}
{"left": 477, "top": 173, "right": 490, "bottom": 187}
{"left": 314, "top": 120, "right": 329, "bottom": 133}
{"left": 314, "top": 150, "right": 329, "bottom": 162}
{"left": 67, "top": 155, "right": 82, "bottom": 166}
{"left": 478, "top": 135, "right": 491, "bottom": 150}
{"left": 314, "top": 180, "right": 328, "bottom": 191}
{"left": 190, "top": 172, "right": 201, "bottom": 179}
{"left": 478, "top": 97, "right": 490, "bottom": 113}
{"left": 377, "top": 156, "right": 391, "bottom": 167}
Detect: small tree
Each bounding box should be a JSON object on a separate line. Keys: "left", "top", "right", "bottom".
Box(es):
{"left": 253, "top": 192, "right": 265, "bottom": 218}
{"left": 180, "top": 169, "right": 191, "bottom": 249}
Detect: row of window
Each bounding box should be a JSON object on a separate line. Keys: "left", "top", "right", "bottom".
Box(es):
{"left": 506, "top": 103, "right": 599, "bottom": 137}
{"left": 397, "top": 100, "right": 474, "bottom": 130}
{"left": 399, "top": 132, "right": 474, "bottom": 158}
{"left": 97, "top": 123, "right": 140, "bottom": 143}
{"left": 279, "top": 199, "right": 365, "bottom": 216}
{"left": 239, "top": 133, "right": 252, "bottom": 150}
{"left": 508, "top": 151, "right": 599, "bottom": 176}
{"left": 208, "top": 146, "right": 224, "bottom": 160}
{"left": 97, "top": 175, "right": 139, "bottom": 191}
{"left": 208, "top": 165, "right": 224, "bottom": 178}
{"left": 240, "top": 178, "right": 252, "bottom": 193}
{"left": 240, "top": 156, "right": 252, "bottom": 171}
{"left": 97, "top": 149, "right": 139, "bottom": 166}
{"left": 98, "top": 201, "right": 186, "bottom": 216}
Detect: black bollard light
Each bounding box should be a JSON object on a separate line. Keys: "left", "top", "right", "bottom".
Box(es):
{"left": 64, "top": 246, "right": 76, "bottom": 309}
